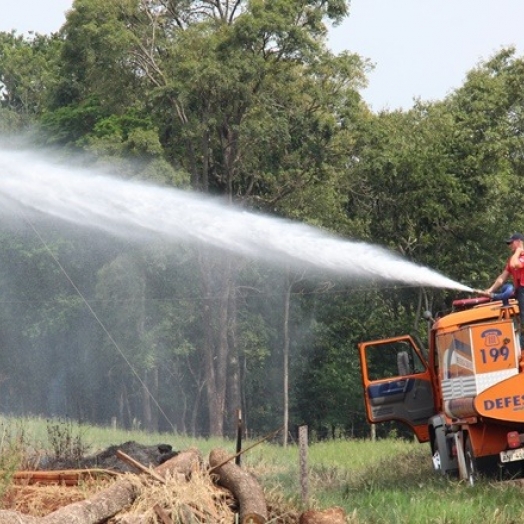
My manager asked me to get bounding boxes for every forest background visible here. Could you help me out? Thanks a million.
[1,0,524,443]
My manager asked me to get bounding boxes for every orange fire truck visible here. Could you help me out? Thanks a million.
[358,296,524,484]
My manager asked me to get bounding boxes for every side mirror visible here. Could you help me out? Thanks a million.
[423,310,435,323]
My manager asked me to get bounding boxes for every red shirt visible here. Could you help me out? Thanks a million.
[505,253,524,287]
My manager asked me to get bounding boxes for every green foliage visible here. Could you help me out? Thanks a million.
[247,437,524,524]
[0,31,62,120]
[55,0,140,110]
[349,48,524,291]
[0,107,24,132]
[39,95,108,145]
[4,0,524,443]
[292,284,421,436]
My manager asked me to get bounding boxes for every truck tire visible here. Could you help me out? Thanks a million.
[464,435,498,485]
[431,435,441,473]
[431,425,458,477]
[464,436,477,486]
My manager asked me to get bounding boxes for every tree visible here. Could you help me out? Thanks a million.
[78,0,365,436]
[0,31,62,120]
[345,48,524,315]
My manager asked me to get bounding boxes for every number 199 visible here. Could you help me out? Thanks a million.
[480,346,509,364]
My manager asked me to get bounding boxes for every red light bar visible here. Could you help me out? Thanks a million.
[452,297,490,309]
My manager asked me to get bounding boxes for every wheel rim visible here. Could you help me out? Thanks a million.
[432,449,441,471]
[465,438,476,486]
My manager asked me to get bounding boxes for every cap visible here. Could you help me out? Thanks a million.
[505,232,524,244]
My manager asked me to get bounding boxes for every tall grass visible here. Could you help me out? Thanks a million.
[0,419,25,502]
[0,415,226,457]
[1,416,524,523]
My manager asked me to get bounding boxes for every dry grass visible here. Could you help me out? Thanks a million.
[1,479,111,517]
[263,487,301,523]
[1,471,236,523]
[0,465,305,523]
[118,469,236,523]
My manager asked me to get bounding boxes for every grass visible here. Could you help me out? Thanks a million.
[0,421,25,503]
[0,414,227,457]
[244,438,524,524]
[2,416,524,523]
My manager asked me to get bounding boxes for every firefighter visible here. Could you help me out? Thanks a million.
[482,232,524,344]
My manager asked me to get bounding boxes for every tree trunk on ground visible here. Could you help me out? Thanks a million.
[0,479,138,524]
[0,448,203,524]
[154,447,202,479]
[208,448,267,524]
[299,507,347,524]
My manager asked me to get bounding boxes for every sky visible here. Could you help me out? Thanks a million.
[1,0,524,111]
[329,0,524,111]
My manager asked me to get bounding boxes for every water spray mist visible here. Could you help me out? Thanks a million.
[0,146,472,292]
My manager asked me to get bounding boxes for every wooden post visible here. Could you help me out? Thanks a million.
[235,409,242,466]
[299,425,309,505]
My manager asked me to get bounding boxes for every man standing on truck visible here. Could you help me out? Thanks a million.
[483,232,524,344]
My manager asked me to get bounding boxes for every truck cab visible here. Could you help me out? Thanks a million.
[359,297,524,484]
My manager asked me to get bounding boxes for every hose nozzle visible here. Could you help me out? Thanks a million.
[473,288,492,298]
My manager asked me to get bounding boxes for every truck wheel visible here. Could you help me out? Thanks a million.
[431,428,458,477]
[464,437,477,486]
[464,437,498,484]
[431,437,441,472]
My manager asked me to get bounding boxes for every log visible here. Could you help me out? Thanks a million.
[112,514,147,524]
[208,448,268,524]
[299,506,347,524]
[0,448,203,524]
[0,513,40,524]
[115,450,167,484]
[12,469,118,486]
[0,478,137,524]
[154,447,202,480]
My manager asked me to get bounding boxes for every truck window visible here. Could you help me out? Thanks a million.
[365,340,426,381]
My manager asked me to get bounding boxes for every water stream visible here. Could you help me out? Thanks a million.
[0,146,472,292]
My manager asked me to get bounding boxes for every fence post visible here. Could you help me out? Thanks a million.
[235,409,242,466]
[299,425,309,505]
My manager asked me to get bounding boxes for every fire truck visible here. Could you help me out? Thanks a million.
[358,296,524,484]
